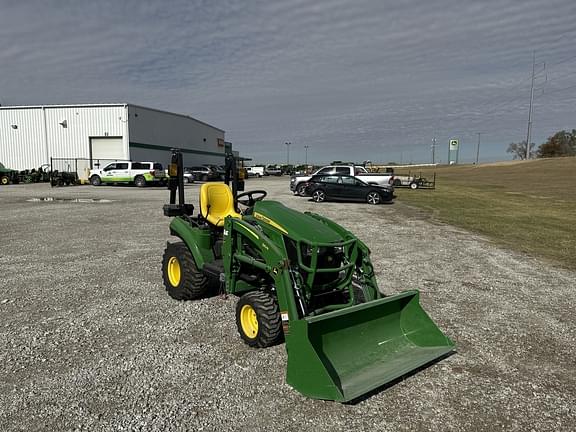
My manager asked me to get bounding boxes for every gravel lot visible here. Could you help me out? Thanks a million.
[1,178,575,431]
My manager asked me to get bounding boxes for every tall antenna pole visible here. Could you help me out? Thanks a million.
[476,132,481,165]
[431,137,436,164]
[526,51,536,160]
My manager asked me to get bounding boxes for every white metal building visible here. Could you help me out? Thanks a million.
[0,103,226,177]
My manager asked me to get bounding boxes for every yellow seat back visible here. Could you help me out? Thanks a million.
[200,183,242,227]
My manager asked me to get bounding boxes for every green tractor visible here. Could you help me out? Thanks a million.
[0,162,20,185]
[161,149,454,402]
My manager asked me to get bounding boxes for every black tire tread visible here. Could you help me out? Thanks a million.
[236,291,282,348]
[162,242,209,300]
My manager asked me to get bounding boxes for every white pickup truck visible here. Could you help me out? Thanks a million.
[290,165,394,195]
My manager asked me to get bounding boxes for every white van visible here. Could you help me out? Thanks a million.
[245,166,265,178]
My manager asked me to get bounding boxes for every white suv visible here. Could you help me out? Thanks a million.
[89,161,167,187]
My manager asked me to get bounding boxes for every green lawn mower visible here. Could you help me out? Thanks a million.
[161,149,454,402]
[0,162,20,185]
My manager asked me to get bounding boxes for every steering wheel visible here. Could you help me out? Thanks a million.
[236,190,267,207]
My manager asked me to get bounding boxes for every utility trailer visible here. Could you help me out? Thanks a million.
[392,171,436,189]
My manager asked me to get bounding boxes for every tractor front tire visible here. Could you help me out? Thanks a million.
[162,242,209,300]
[236,291,282,348]
[0,175,9,185]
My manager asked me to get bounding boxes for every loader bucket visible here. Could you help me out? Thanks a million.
[285,290,454,402]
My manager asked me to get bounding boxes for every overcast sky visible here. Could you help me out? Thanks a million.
[1,0,575,164]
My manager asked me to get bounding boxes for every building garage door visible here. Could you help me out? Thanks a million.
[90,137,124,167]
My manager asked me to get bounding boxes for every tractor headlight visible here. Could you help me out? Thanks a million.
[302,244,313,257]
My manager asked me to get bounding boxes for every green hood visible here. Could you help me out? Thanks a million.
[252,200,342,243]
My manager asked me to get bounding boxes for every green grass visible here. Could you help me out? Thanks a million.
[395,157,576,269]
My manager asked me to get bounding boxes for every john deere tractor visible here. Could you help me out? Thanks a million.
[161,149,454,402]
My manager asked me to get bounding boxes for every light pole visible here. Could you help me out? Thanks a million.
[285,142,292,165]
[304,145,309,166]
[476,132,481,165]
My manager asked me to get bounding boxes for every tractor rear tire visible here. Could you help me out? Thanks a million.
[162,242,209,300]
[236,291,282,348]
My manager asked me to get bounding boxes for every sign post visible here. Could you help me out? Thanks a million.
[448,139,459,164]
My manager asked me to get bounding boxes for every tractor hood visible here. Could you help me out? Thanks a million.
[252,201,343,243]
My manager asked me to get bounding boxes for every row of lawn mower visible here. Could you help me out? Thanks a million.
[0,162,79,187]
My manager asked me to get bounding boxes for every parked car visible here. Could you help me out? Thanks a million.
[306,174,394,205]
[182,168,195,183]
[290,165,395,196]
[246,166,265,177]
[89,161,167,187]
[187,166,221,182]
[265,165,283,176]
[203,164,225,180]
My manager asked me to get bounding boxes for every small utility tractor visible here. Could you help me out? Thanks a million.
[0,162,20,185]
[161,149,454,402]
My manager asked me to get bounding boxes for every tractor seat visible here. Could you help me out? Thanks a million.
[200,183,242,227]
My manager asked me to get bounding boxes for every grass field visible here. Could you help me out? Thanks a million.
[394,157,576,269]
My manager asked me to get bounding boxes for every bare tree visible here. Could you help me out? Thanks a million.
[506,141,535,160]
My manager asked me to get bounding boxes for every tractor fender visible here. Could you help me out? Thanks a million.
[169,217,214,269]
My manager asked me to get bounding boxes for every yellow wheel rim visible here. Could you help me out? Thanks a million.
[240,304,259,339]
[167,256,181,287]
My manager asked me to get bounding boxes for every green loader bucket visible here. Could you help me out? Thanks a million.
[285,290,454,402]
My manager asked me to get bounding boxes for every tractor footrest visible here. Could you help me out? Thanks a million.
[203,260,224,280]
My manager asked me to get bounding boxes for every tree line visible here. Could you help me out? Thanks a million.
[507,129,576,159]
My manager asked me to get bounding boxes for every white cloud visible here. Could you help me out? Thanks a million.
[0,0,575,163]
